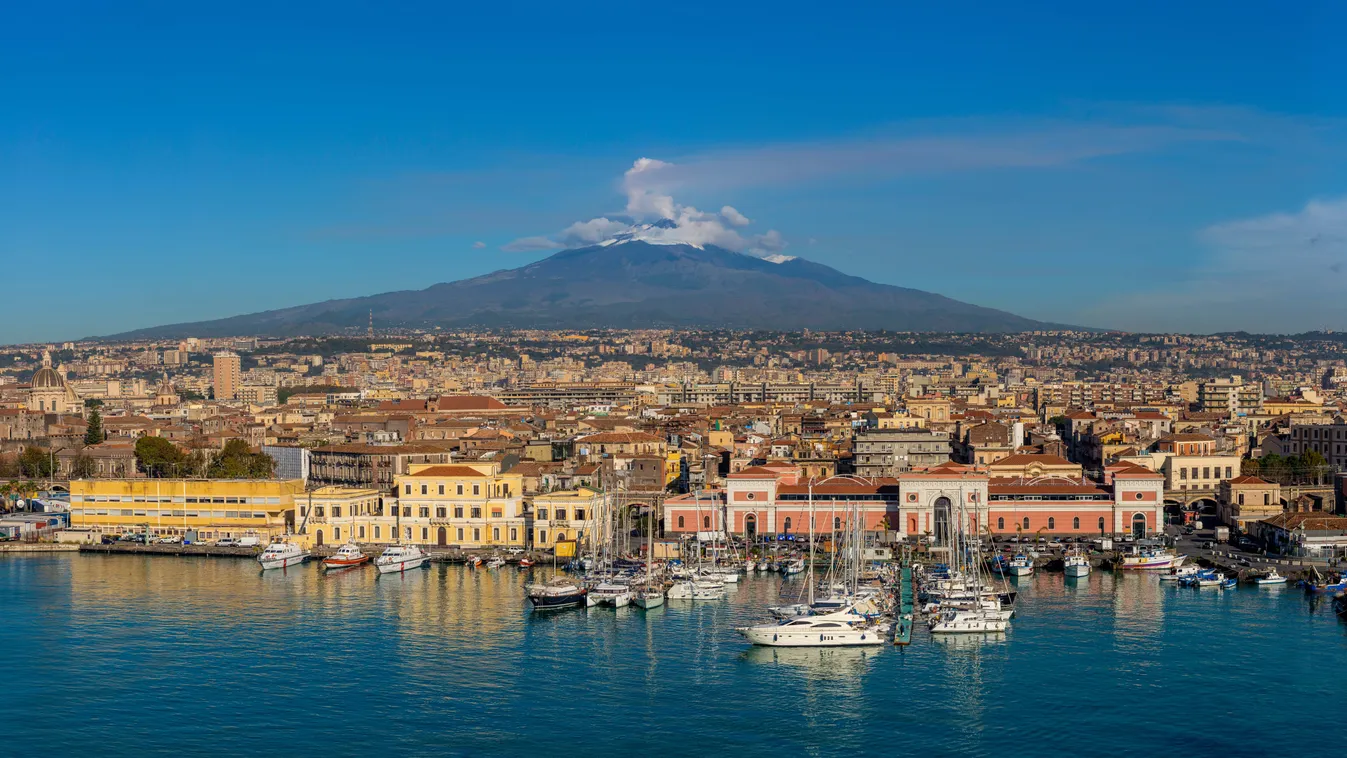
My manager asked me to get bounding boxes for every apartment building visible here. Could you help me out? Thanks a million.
[69,478,305,541]
[391,462,526,548]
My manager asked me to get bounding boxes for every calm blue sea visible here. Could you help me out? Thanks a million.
[2,555,1343,757]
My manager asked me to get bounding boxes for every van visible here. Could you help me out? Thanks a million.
[238,536,260,547]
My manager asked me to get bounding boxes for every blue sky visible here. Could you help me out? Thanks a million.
[3,1,1346,342]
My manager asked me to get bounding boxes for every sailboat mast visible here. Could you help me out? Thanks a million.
[807,478,815,606]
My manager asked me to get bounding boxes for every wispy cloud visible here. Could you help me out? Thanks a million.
[472,240,486,249]
[1082,196,1347,333]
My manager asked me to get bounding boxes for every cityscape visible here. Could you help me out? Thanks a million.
[5,3,1346,757]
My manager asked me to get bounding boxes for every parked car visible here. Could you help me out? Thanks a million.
[215,538,242,547]
[157,535,182,544]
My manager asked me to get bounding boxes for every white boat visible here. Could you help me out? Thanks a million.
[781,558,806,575]
[929,608,1010,634]
[1255,570,1287,586]
[322,542,369,571]
[485,557,506,569]
[587,581,632,608]
[745,559,757,572]
[1160,566,1201,582]
[1007,554,1034,576]
[768,603,812,619]
[667,579,724,601]
[258,541,309,570]
[758,560,772,571]
[633,587,665,609]
[1064,552,1091,578]
[1118,549,1186,570]
[737,607,889,647]
[375,545,428,574]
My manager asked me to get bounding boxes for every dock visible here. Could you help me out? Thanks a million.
[893,564,914,646]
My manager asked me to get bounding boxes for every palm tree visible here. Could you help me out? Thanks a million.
[0,481,13,513]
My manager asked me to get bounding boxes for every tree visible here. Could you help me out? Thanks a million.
[84,408,105,446]
[69,453,96,479]
[207,439,274,479]
[18,446,52,479]
[135,436,185,477]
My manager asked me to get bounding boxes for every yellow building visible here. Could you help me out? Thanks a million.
[393,462,526,548]
[69,478,305,541]
[528,487,605,550]
[294,486,391,548]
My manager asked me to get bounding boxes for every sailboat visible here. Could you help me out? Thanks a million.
[924,493,1013,634]
[633,503,664,609]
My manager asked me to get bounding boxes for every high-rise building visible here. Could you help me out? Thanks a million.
[213,352,241,401]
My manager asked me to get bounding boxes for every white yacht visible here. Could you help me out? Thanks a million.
[667,579,725,601]
[1064,551,1091,578]
[587,581,632,608]
[1118,548,1186,570]
[257,541,309,570]
[737,607,888,647]
[375,545,428,574]
[929,608,1010,634]
[633,586,665,609]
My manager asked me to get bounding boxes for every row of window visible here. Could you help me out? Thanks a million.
[988,494,1110,502]
[533,508,586,521]
[1177,466,1233,480]
[402,482,512,497]
[995,516,1104,531]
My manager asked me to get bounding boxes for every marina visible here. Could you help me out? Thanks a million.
[3,551,1345,756]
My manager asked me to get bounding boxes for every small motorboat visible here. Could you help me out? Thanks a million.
[485,557,506,569]
[1007,554,1034,577]
[467,555,483,568]
[375,545,428,574]
[781,559,806,575]
[322,542,369,571]
[258,540,309,570]
[518,557,535,568]
[1255,570,1287,586]
[1219,577,1238,590]
[1160,566,1200,582]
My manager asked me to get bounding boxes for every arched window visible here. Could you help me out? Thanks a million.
[997,517,1004,530]
[1073,517,1080,530]
[1047,517,1055,530]
[784,517,792,531]
[1022,517,1029,530]
[834,517,841,529]
[1098,517,1105,531]
[703,515,710,529]
[677,515,684,529]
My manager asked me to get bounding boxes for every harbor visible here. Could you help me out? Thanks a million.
[3,550,1346,757]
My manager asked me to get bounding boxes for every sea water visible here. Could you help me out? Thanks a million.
[2,555,1343,757]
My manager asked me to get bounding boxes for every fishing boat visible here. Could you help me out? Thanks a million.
[1117,548,1186,571]
[737,607,889,647]
[485,556,506,569]
[375,545,428,574]
[258,540,309,570]
[518,557,535,568]
[467,555,483,568]
[321,542,369,571]
[1007,554,1034,577]
[1183,569,1223,588]
[1302,569,1347,594]
[527,577,587,610]
[1219,576,1238,590]
[989,554,1010,576]
[1254,569,1287,586]
[1063,551,1091,578]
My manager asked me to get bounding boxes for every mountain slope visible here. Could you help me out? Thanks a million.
[104,241,1076,338]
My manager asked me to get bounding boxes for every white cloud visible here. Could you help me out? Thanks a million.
[720,206,751,227]
[472,241,486,249]
[503,158,788,258]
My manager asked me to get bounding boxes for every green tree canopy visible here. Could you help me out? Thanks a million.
[135,436,185,477]
[84,408,105,446]
[207,439,275,479]
[18,446,52,478]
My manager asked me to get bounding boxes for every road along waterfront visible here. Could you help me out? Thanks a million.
[2,553,1344,757]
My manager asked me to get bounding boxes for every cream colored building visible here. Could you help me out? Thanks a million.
[295,486,391,548]
[392,462,526,548]
[213,352,241,401]
[69,478,305,541]
[528,487,605,549]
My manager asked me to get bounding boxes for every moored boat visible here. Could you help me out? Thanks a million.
[527,577,587,610]
[1064,551,1091,578]
[587,581,632,608]
[1255,570,1286,586]
[737,607,889,647]
[1118,548,1186,571]
[375,545,428,574]
[633,586,665,609]
[518,557,535,568]
[667,579,724,601]
[1007,554,1034,577]
[258,540,309,570]
[322,542,369,571]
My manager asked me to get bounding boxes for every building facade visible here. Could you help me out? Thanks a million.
[69,478,305,541]
[391,462,526,548]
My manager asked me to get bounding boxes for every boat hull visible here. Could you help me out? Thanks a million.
[633,593,664,609]
[1064,564,1091,577]
[739,627,885,647]
[529,591,586,610]
[258,552,309,570]
[1118,554,1186,571]
[376,556,428,574]
[322,557,369,570]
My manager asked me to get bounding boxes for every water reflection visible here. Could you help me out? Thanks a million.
[741,645,878,679]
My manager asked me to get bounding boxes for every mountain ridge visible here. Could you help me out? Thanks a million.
[100,241,1084,339]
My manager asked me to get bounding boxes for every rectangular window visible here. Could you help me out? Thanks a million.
[471,507,482,519]
[540,529,548,543]
[457,527,464,541]
[358,526,366,539]
[332,506,342,518]
[1179,468,1187,480]
[374,526,381,539]
[1225,466,1232,479]
[473,528,480,542]
[438,484,445,495]
[436,507,446,518]
[419,507,429,518]
[510,528,517,541]
[421,527,428,541]
[492,527,500,541]
[454,506,463,518]
[405,484,412,495]
[1203,467,1210,480]
[575,509,585,520]
[421,485,427,495]
[491,509,502,519]
[537,508,548,519]
[556,509,567,520]
[404,526,412,540]
[472,484,480,496]
[457,484,463,495]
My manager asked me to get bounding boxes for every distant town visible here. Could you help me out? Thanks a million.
[2,328,1346,562]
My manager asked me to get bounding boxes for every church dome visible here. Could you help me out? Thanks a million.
[31,366,65,389]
